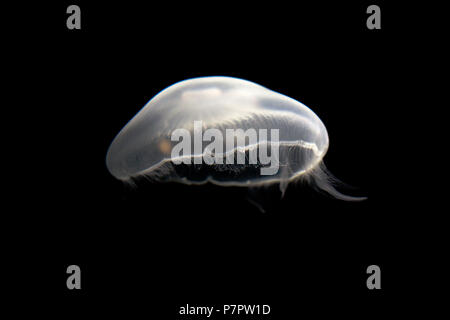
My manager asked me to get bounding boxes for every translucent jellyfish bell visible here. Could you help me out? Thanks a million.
[106,76,365,201]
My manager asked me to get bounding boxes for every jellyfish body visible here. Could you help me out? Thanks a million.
[106,76,364,201]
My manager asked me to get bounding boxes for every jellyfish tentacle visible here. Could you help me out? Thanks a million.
[309,162,367,201]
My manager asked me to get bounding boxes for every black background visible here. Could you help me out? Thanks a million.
[8,0,435,318]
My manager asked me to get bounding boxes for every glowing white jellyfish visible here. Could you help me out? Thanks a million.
[106,76,365,201]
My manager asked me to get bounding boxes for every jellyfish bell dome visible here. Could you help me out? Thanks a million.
[106,76,364,201]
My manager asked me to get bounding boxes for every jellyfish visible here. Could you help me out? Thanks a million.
[106,76,365,202]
